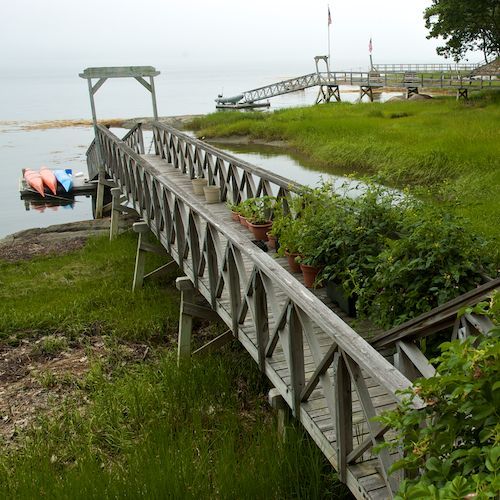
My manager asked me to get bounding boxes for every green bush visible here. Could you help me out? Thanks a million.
[376,294,500,499]
[268,181,496,328]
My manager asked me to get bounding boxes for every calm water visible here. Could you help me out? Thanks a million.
[0,63,401,238]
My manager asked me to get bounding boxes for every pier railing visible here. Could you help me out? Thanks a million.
[373,63,481,73]
[91,123,425,494]
[152,122,303,203]
[236,70,499,102]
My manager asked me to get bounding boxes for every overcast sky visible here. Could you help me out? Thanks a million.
[1,0,483,73]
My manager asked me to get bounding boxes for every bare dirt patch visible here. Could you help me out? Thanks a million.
[0,335,150,445]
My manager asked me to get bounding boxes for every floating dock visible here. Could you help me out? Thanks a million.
[19,174,96,200]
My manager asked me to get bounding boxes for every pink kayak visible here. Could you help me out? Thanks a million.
[23,169,45,197]
[40,166,58,195]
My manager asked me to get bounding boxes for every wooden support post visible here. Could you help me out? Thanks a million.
[406,86,419,99]
[457,87,468,100]
[109,187,122,240]
[176,277,195,365]
[132,222,150,291]
[268,388,289,441]
[334,351,352,483]
[360,86,374,102]
[316,84,341,104]
[95,174,105,219]
[286,304,305,418]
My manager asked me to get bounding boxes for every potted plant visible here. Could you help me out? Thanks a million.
[246,196,275,240]
[226,200,241,221]
[277,216,302,273]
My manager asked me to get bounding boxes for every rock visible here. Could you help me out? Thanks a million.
[387,96,405,102]
[409,93,433,100]
[0,216,136,262]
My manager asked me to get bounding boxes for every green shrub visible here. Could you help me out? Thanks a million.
[376,293,500,499]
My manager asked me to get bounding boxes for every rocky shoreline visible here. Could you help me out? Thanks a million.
[0,218,133,262]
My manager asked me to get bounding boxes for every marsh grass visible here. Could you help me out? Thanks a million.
[0,352,345,499]
[189,94,500,240]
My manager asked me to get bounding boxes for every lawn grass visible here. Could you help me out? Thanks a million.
[188,93,500,241]
[0,233,180,343]
[0,234,347,498]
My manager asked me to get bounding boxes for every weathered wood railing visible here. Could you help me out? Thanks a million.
[86,139,99,180]
[153,122,303,205]
[122,123,145,155]
[91,123,426,496]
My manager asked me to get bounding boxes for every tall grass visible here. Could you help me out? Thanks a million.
[189,95,500,240]
[0,235,347,498]
[0,352,345,499]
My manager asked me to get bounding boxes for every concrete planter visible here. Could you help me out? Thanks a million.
[203,185,220,204]
[192,178,207,195]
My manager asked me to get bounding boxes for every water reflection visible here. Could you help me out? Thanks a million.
[23,198,75,213]
[210,141,365,194]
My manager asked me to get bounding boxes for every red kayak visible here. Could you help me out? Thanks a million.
[23,169,45,197]
[40,166,58,195]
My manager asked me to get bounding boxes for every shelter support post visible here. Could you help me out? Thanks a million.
[175,277,225,365]
[132,221,173,291]
[457,87,468,100]
[269,388,289,441]
[109,187,128,240]
[359,86,374,102]
[406,86,419,99]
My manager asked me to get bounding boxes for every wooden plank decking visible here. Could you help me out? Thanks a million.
[89,123,429,500]
[138,153,395,499]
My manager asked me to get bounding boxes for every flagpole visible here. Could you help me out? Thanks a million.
[327,5,331,63]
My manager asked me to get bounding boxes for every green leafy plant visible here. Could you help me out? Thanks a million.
[376,293,500,499]
[357,204,496,328]
[237,196,276,225]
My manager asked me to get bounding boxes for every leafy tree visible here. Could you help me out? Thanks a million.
[424,0,500,62]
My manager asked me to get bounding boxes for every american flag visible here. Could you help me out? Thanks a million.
[369,38,373,53]
[328,6,332,26]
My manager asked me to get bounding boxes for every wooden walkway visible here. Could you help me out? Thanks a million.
[234,70,500,104]
[87,122,497,499]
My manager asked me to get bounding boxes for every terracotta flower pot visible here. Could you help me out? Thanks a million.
[203,185,220,204]
[192,178,207,195]
[285,251,301,273]
[300,264,322,289]
[238,214,248,227]
[248,221,272,240]
[231,211,240,221]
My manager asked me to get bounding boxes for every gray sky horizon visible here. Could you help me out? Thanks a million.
[2,0,485,75]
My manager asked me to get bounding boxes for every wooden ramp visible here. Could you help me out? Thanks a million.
[90,123,430,499]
